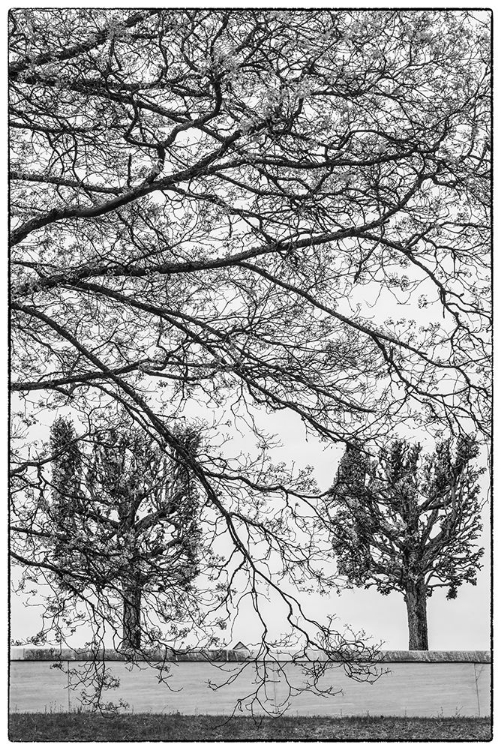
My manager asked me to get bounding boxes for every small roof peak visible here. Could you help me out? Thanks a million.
[232,640,249,651]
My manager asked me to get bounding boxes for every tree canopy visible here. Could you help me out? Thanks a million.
[9,8,491,709]
[49,417,203,651]
[11,9,490,440]
[326,437,485,649]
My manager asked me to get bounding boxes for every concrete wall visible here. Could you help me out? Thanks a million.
[9,651,491,717]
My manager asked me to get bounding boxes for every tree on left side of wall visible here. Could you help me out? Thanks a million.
[49,415,203,652]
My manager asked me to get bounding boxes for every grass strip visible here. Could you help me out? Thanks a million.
[9,713,492,742]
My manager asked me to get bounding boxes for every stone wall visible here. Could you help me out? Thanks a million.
[9,650,491,717]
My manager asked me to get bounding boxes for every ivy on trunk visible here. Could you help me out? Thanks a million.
[405,580,429,651]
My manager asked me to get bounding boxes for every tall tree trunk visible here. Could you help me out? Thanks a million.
[122,584,142,650]
[405,580,429,650]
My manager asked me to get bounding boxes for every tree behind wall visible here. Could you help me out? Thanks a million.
[326,438,485,649]
[50,417,202,651]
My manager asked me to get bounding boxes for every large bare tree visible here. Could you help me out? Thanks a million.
[10,9,491,710]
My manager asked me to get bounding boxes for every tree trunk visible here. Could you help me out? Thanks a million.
[122,585,142,651]
[405,580,429,650]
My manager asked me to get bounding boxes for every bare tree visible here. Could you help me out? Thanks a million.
[9,9,491,709]
[326,437,485,649]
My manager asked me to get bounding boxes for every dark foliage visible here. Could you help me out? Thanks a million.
[327,437,485,648]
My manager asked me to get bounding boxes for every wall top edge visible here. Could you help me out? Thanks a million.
[9,647,492,663]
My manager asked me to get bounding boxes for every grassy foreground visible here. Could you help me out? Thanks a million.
[9,713,492,741]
